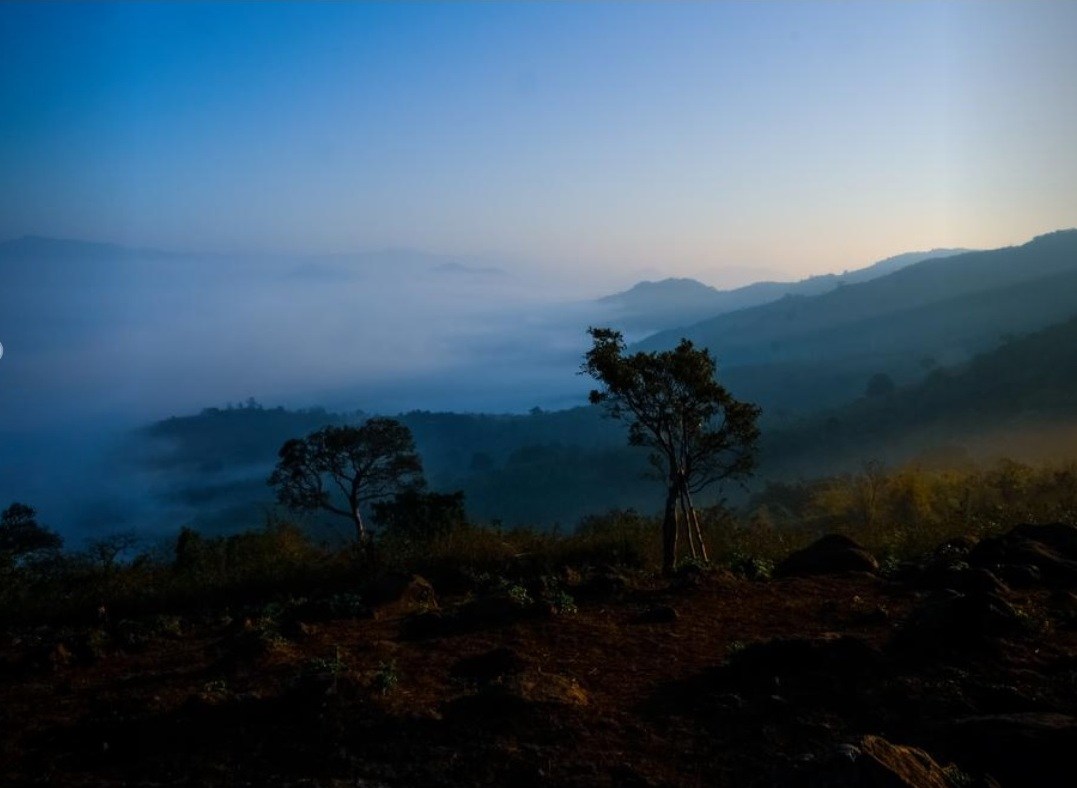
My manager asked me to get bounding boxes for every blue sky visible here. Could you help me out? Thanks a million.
[2,1,1076,285]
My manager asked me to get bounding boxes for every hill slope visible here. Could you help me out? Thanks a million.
[765,313,1077,473]
[638,229,1077,413]
[598,248,968,333]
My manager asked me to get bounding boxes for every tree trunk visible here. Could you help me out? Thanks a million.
[680,491,698,559]
[682,485,709,563]
[661,484,679,576]
[354,508,367,544]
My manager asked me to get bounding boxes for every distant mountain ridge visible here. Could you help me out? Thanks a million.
[598,248,970,332]
[637,228,1077,415]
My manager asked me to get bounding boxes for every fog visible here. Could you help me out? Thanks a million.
[0,238,647,540]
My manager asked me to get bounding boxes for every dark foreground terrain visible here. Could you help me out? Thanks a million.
[4,524,1077,786]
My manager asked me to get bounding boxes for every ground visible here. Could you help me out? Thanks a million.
[2,557,1076,786]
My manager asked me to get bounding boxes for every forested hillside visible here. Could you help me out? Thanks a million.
[639,230,1077,413]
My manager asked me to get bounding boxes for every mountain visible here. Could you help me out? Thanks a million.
[597,248,969,333]
[764,312,1077,475]
[637,229,1077,415]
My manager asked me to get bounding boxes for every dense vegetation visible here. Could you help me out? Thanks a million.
[5,456,1076,627]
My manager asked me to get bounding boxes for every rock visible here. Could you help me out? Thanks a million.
[922,566,1011,596]
[577,567,629,600]
[896,590,1024,651]
[506,672,588,707]
[931,712,1077,787]
[1008,523,1077,557]
[280,619,316,641]
[1048,590,1077,627]
[775,535,879,578]
[635,605,679,624]
[364,573,438,614]
[794,735,954,787]
[450,647,527,685]
[994,563,1043,588]
[969,524,1077,589]
[443,670,588,732]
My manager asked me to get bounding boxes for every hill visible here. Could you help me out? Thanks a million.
[638,230,1077,414]
[764,313,1077,474]
[597,248,968,333]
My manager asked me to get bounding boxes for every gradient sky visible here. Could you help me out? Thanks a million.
[2,1,1076,286]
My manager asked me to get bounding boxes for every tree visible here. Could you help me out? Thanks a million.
[582,328,761,575]
[372,489,467,543]
[0,502,63,562]
[268,418,425,542]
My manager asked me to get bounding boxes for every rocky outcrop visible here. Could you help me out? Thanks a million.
[969,523,1077,589]
[794,735,956,787]
[931,712,1077,787]
[895,589,1024,651]
[775,535,879,578]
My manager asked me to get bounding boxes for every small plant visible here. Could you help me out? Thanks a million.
[878,552,903,578]
[726,640,747,656]
[676,556,711,573]
[507,584,533,607]
[199,678,231,702]
[730,552,773,581]
[324,592,366,617]
[147,614,184,638]
[306,647,348,678]
[943,764,975,787]
[552,590,578,615]
[372,660,399,695]
[1014,605,1050,636]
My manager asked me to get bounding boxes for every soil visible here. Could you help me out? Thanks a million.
[2,564,1076,786]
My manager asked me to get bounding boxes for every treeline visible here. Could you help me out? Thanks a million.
[746,458,1077,559]
[765,314,1077,472]
[5,458,1077,627]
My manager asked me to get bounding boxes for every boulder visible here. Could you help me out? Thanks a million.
[775,535,879,578]
[931,712,1077,787]
[364,573,439,614]
[794,735,955,787]
[895,590,1024,651]
[969,524,1077,589]
[1048,590,1077,627]
[443,670,588,732]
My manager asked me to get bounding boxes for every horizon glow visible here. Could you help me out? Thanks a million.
[2,1,1076,289]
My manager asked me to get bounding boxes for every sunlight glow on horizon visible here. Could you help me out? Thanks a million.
[2,1,1076,288]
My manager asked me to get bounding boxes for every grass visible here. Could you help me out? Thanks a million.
[3,457,1076,627]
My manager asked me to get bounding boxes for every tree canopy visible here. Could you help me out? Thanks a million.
[0,503,63,561]
[268,418,425,542]
[582,327,761,574]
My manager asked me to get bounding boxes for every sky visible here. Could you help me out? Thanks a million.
[2,1,1077,287]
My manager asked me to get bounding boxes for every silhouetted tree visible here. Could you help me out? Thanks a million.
[582,328,761,575]
[373,490,467,542]
[86,531,140,569]
[268,419,425,542]
[0,503,62,562]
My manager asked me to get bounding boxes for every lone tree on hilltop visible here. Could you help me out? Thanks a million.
[582,328,761,575]
[0,502,63,563]
[268,418,425,543]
